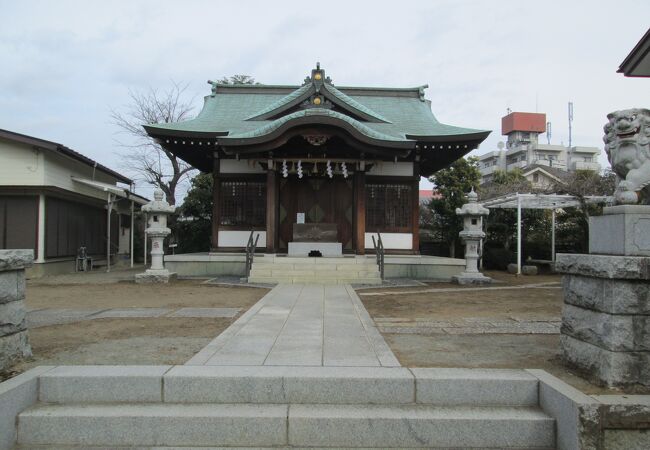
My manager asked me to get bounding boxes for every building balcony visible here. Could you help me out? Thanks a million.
[506,145,528,156]
[506,160,528,171]
[570,146,601,155]
[479,164,502,176]
[571,161,601,171]
[478,151,502,161]
[529,158,567,170]
[535,144,566,153]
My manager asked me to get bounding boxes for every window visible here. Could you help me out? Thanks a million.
[366,183,412,231]
[220,181,266,227]
[533,173,539,183]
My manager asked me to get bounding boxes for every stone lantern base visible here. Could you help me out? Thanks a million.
[452,271,493,285]
[135,269,178,284]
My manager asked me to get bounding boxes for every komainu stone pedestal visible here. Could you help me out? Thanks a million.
[0,249,33,370]
[589,205,650,256]
[557,253,650,387]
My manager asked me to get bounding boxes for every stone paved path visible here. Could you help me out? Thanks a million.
[186,284,399,367]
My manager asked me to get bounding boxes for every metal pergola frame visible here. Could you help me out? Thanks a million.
[482,193,613,275]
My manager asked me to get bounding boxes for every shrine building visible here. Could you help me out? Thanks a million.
[144,64,489,258]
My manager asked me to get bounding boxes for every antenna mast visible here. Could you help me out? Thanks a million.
[567,102,574,148]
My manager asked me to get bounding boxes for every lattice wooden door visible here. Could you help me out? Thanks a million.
[278,177,354,251]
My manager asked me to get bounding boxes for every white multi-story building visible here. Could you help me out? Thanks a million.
[478,112,601,186]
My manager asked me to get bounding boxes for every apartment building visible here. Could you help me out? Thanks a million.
[478,112,601,185]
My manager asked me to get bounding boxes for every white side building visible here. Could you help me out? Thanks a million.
[0,128,148,277]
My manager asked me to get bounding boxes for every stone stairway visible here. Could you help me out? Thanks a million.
[248,255,382,285]
[15,365,555,448]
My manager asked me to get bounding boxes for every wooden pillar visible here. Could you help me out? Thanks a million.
[354,170,366,255]
[411,177,420,254]
[210,156,220,251]
[266,166,278,253]
[412,158,421,254]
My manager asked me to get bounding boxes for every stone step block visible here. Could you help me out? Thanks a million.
[164,366,414,404]
[18,403,287,447]
[248,269,272,277]
[411,368,539,406]
[38,366,171,404]
[271,270,335,277]
[247,277,290,284]
[336,264,379,271]
[344,278,382,285]
[288,404,555,448]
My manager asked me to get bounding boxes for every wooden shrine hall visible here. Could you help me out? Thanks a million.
[144,64,490,255]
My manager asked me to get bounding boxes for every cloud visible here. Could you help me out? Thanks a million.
[1,0,649,196]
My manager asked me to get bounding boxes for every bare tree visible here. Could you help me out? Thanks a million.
[111,82,196,205]
[218,74,259,85]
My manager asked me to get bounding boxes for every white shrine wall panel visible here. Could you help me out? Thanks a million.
[366,162,413,176]
[219,160,265,174]
[364,232,413,250]
[218,230,266,247]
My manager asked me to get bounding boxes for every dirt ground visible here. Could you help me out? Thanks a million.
[26,279,266,309]
[361,284,560,321]
[5,279,268,378]
[360,271,627,394]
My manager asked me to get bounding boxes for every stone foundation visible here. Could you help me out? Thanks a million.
[0,250,33,370]
[135,270,178,284]
[451,272,493,285]
[557,253,650,388]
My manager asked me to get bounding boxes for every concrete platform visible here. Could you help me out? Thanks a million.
[186,283,399,367]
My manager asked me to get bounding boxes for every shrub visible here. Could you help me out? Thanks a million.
[483,246,515,270]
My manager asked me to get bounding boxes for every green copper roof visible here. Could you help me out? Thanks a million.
[144,65,489,146]
[244,83,312,120]
[224,109,402,142]
[321,83,390,123]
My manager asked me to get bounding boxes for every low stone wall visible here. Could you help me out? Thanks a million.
[384,256,465,280]
[165,253,247,278]
[557,253,650,388]
[165,253,465,281]
[0,250,33,370]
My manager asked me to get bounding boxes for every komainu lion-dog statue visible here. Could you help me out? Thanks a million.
[604,108,650,204]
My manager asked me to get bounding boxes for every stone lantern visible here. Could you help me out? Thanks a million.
[135,189,177,284]
[452,188,492,285]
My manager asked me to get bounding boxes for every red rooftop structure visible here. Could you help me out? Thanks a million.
[501,112,546,135]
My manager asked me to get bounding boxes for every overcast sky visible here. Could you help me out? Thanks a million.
[1,0,649,197]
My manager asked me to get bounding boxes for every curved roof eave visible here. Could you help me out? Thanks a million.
[218,109,413,149]
[407,131,491,143]
[142,124,228,139]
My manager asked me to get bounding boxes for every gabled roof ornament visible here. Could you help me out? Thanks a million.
[307,62,332,91]
[207,80,218,96]
[246,63,391,123]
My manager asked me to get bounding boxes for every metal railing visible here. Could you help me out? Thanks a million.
[245,230,260,279]
[371,232,385,281]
